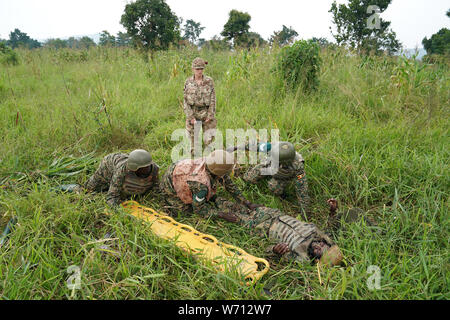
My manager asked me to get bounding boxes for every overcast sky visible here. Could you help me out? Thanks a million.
[0,0,449,49]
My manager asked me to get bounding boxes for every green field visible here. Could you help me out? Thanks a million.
[0,46,448,299]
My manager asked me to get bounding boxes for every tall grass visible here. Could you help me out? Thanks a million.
[0,46,448,299]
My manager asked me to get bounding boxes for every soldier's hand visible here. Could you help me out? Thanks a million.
[244,201,263,211]
[327,198,338,214]
[217,212,239,223]
[190,118,196,125]
[273,243,290,255]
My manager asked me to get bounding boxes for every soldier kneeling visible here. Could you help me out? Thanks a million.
[160,150,260,220]
[83,149,159,207]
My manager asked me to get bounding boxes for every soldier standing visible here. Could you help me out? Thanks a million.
[184,57,217,155]
[84,149,159,207]
[228,141,310,213]
[214,199,343,266]
[160,150,260,220]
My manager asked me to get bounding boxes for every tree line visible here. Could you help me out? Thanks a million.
[1,0,448,57]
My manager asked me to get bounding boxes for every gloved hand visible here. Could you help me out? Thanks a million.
[273,243,290,255]
[217,212,239,223]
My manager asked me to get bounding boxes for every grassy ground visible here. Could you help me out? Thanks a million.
[0,46,448,299]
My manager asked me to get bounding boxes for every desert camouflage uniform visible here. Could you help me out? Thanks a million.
[160,161,247,218]
[243,150,310,211]
[85,153,159,207]
[183,75,217,149]
[216,200,334,263]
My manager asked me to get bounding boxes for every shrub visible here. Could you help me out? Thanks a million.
[275,39,321,92]
[0,42,19,66]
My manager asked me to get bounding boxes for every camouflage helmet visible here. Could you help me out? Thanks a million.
[319,245,343,266]
[127,149,152,171]
[271,141,295,164]
[192,57,208,69]
[205,150,235,176]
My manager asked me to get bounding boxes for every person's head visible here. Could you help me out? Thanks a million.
[205,149,235,177]
[270,141,295,165]
[127,149,153,177]
[192,57,207,77]
[308,241,343,266]
[308,240,329,260]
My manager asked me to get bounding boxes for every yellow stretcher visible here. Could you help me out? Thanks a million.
[112,201,270,284]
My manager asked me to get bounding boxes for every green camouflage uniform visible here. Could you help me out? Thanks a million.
[160,162,247,218]
[242,144,310,211]
[216,200,334,263]
[85,153,159,207]
[184,75,217,149]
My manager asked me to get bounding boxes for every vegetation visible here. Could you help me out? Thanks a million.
[0,45,448,299]
[6,28,41,49]
[182,19,205,46]
[422,10,450,56]
[120,0,180,52]
[269,25,298,47]
[329,0,401,54]
[221,10,252,48]
[275,40,322,92]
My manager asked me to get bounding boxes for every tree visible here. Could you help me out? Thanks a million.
[44,38,68,49]
[310,37,333,48]
[245,32,267,48]
[270,25,298,46]
[422,10,450,55]
[116,32,132,47]
[120,0,180,52]
[182,19,205,45]
[422,29,450,55]
[65,36,96,49]
[221,10,251,47]
[78,36,96,49]
[7,28,41,49]
[329,0,401,55]
[200,35,231,51]
[99,31,116,46]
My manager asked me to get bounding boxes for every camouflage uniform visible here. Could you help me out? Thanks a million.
[85,153,159,207]
[160,160,247,219]
[243,146,310,211]
[217,200,335,263]
[183,74,217,150]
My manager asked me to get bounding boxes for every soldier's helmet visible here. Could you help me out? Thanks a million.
[319,245,343,266]
[271,141,296,164]
[192,57,208,69]
[127,149,152,171]
[205,150,235,177]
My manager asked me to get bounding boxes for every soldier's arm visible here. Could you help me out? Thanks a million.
[188,181,220,218]
[106,167,127,207]
[221,175,248,204]
[226,141,271,153]
[183,81,194,119]
[207,81,216,119]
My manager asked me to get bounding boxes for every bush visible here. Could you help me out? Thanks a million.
[0,42,19,66]
[275,39,321,92]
